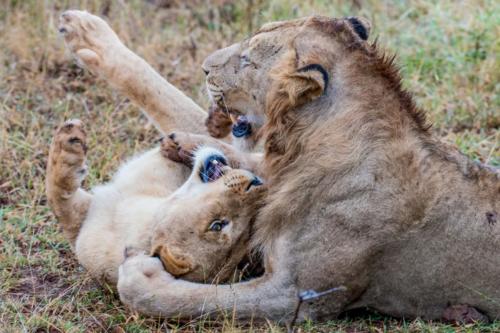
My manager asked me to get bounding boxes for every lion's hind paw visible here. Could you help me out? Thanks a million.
[48,119,89,190]
[55,119,87,157]
[58,10,120,71]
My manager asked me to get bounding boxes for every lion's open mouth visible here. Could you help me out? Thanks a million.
[208,100,257,139]
[232,115,252,138]
[200,154,228,183]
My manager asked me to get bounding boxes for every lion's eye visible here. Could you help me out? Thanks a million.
[240,55,251,68]
[208,219,229,232]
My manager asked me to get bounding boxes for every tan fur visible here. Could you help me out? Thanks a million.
[118,15,500,323]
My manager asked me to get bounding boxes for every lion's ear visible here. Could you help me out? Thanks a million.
[266,45,329,117]
[295,63,329,99]
[264,44,329,155]
[346,16,371,41]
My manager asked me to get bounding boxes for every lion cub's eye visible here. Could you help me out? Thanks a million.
[240,55,251,68]
[208,219,229,232]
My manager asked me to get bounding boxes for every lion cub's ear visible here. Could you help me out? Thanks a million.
[346,16,371,41]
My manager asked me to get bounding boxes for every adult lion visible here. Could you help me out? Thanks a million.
[116,15,500,323]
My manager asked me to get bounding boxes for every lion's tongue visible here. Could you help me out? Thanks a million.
[207,161,224,181]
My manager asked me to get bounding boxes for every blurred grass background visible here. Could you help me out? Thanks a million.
[0,0,499,332]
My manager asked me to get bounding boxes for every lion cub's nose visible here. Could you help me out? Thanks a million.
[153,245,193,277]
[224,170,264,194]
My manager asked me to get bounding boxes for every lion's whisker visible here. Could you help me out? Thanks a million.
[221,94,231,117]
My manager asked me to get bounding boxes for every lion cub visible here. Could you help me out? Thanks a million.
[46,120,264,284]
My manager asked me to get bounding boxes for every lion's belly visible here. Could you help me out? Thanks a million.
[74,147,188,283]
[75,185,165,282]
[112,147,190,196]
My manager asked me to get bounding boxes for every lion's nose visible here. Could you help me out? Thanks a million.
[245,176,263,192]
[249,176,263,188]
[152,245,193,277]
[201,60,211,76]
[224,170,264,194]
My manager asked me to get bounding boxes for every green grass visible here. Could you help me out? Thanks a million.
[1,0,499,331]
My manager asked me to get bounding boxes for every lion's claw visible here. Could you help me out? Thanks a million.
[161,132,195,167]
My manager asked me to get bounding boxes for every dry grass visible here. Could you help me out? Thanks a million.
[0,0,498,332]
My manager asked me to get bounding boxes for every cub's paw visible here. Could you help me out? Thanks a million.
[160,132,202,167]
[58,10,122,72]
[48,119,88,189]
[205,104,233,139]
[54,119,87,155]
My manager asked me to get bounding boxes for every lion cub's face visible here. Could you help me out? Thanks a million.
[151,147,264,283]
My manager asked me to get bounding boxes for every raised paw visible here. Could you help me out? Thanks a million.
[160,132,202,167]
[58,10,122,72]
[205,104,233,139]
[55,119,87,154]
[47,119,88,192]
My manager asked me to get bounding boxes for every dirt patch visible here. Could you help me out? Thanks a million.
[6,267,73,301]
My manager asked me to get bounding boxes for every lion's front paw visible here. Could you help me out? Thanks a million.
[119,253,168,282]
[118,253,174,314]
[58,10,122,72]
[205,104,233,139]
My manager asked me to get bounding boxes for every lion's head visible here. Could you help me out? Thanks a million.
[150,147,265,283]
[202,16,371,151]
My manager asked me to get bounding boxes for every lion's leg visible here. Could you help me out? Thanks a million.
[46,120,92,246]
[118,253,297,322]
[58,10,207,135]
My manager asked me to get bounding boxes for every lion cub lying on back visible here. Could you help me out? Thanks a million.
[51,9,265,285]
[46,119,264,284]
